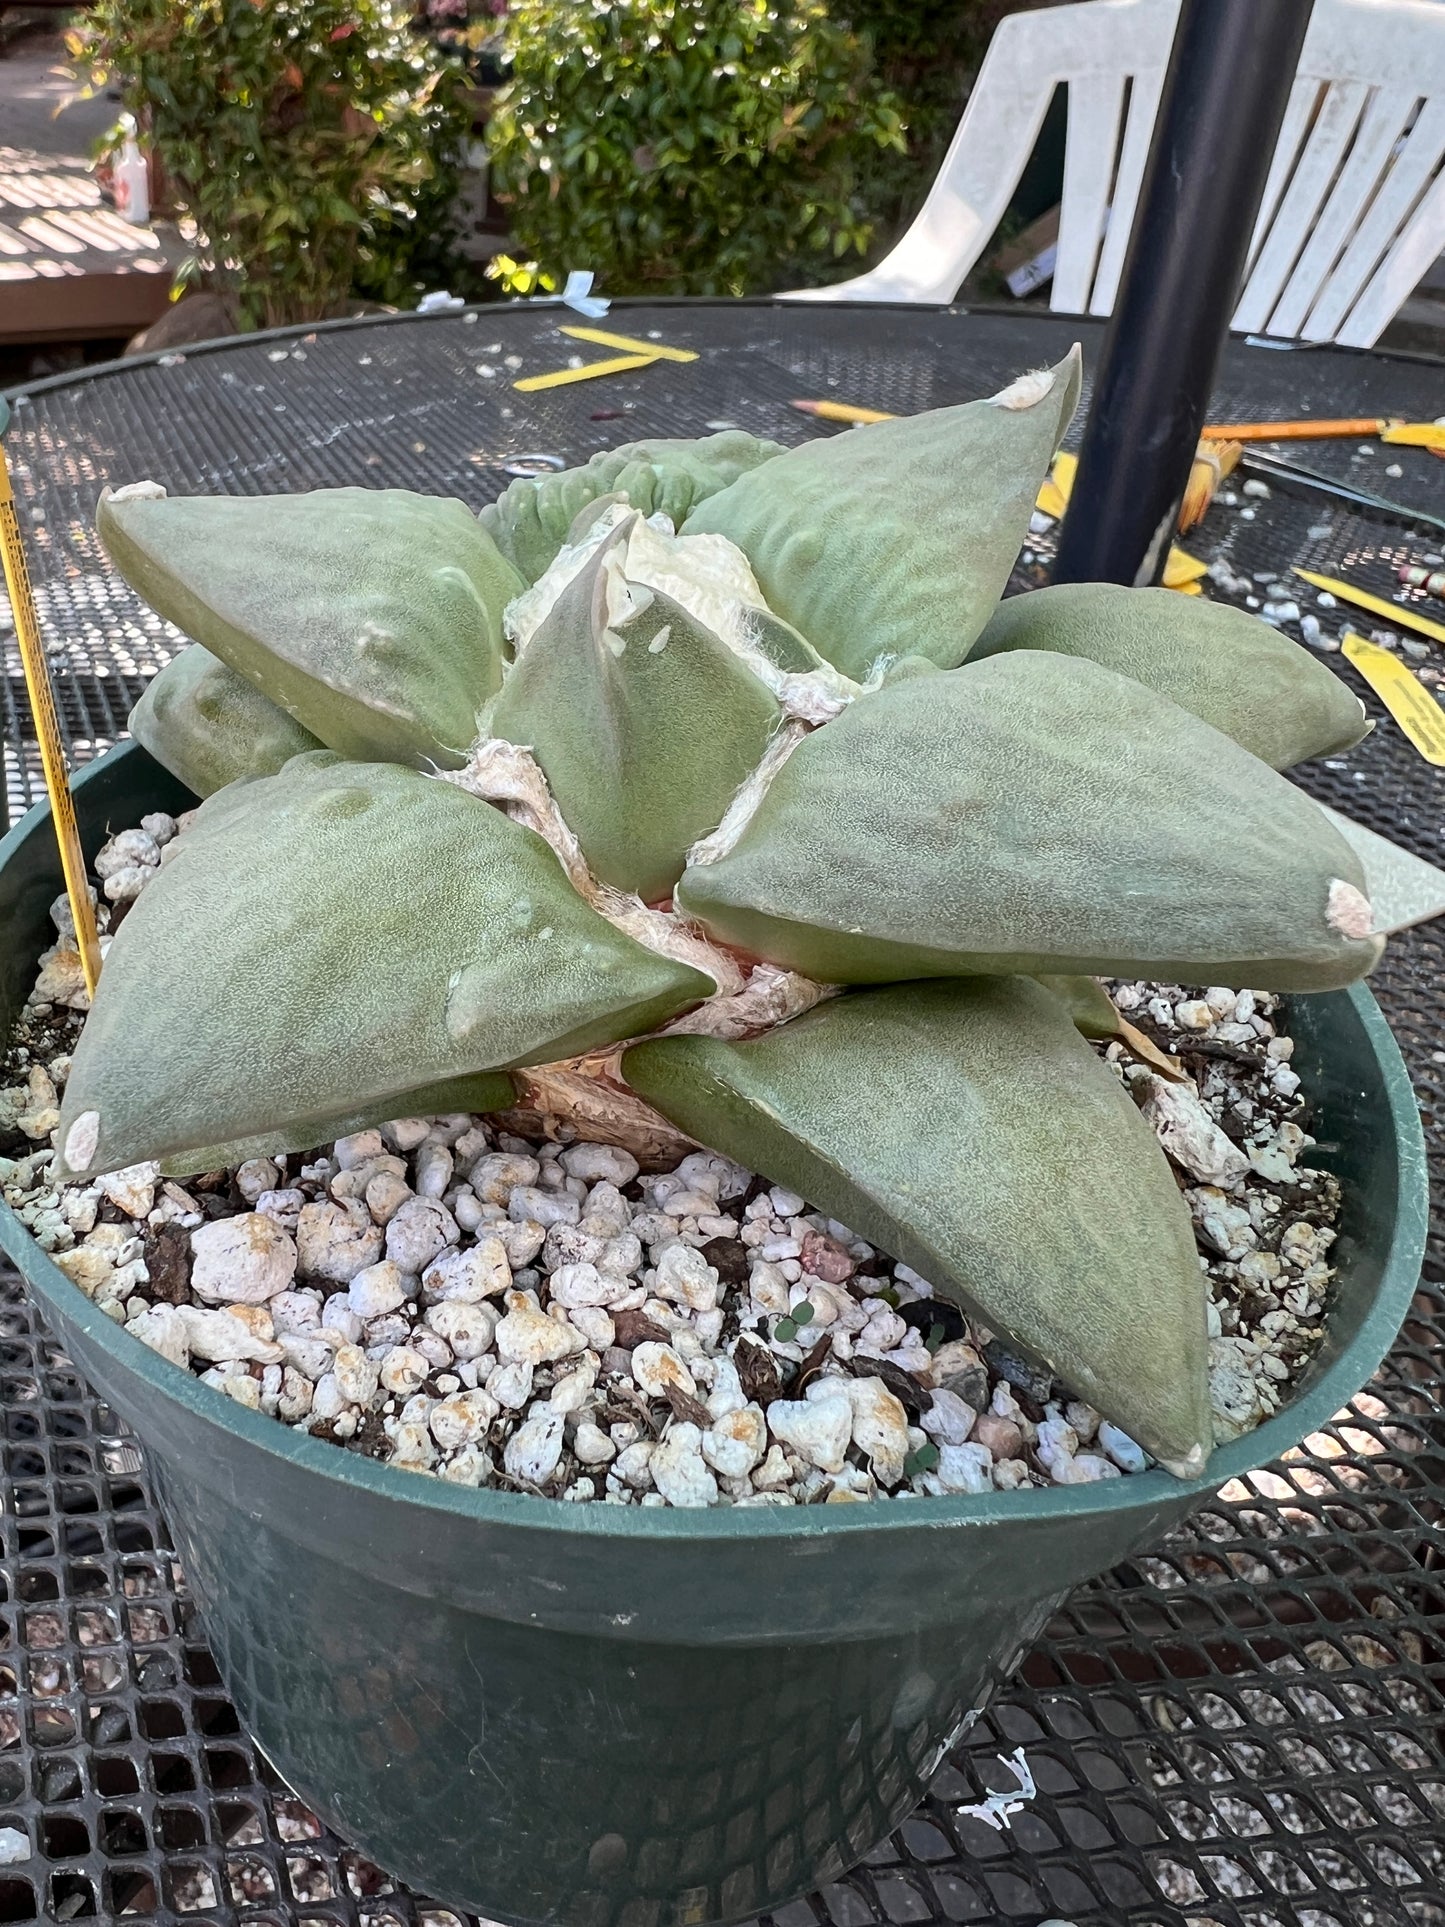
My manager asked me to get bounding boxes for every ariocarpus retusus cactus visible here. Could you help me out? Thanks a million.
[54,349,1380,1474]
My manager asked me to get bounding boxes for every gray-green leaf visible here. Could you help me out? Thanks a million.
[99,487,523,769]
[676,651,1383,990]
[624,977,1212,1473]
[489,521,781,901]
[681,350,1082,679]
[129,644,321,798]
[480,431,785,584]
[1033,974,1120,1037]
[972,582,1369,770]
[55,753,711,1179]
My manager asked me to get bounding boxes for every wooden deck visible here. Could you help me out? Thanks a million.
[0,141,184,343]
[0,41,185,346]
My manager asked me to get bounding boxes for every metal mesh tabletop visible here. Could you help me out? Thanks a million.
[0,302,1442,1927]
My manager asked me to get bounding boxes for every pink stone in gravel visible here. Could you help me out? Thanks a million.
[800,1229,855,1285]
[971,1413,1023,1461]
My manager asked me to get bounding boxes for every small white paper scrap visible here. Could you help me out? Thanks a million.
[956,1746,1037,1831]
[562,270,611,318]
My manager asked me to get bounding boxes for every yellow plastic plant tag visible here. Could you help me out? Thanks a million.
[0,440,103,994]
[1162,548,1208,589]
[1035,451,1075,520]
[1380,421,1445,452]
[1341,631,1445,766]
[1295,568,1445,650]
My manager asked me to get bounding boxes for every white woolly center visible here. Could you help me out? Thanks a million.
[686,722,809,869]
[507,501,864,734]
[660,965,838,1041]
[442,740,745,997]
[106,480,168,502]
[987,365,1058,411]
[506,503,768,658]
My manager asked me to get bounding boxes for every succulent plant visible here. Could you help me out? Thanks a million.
[55,350,1382,1476]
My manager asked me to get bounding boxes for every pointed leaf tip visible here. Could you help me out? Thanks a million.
[624,977,1212,1470]
[99,487,524,770]
[56,755,710,1179]
[682,351,1082,680]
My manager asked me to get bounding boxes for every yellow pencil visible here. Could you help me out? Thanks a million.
[558,325,698,365]
[789,399,896,425]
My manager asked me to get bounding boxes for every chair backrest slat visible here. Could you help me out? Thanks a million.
[1234,79,1373,335]
[1332,154,1445,344]
[783,0,1445,347]
[1304,95,1445,340]
[1087,64,1168,313]
[1053,70,1128,314]
[1267,85,1424,340]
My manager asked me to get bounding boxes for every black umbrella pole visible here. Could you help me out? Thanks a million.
[1052,0,1315,586]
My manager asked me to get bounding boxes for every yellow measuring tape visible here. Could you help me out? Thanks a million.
[0,408,104,995]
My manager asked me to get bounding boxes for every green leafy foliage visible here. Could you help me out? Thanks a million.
[485,0,906,297]
[70,0,473,326]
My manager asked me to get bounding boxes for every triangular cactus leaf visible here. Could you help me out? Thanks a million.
[1033,974,1120,1037]
[98,487,524,769]
[681,350,1082,679]
[677,651,1383,990]
[973,582,1369,770]
[624,977,1212,1474]
[880,654,944,686]
[490,525,781,901]
[54,753,711,1180]
[129,645,322,798]
[155,1071,518,1179]
[480,431,786,583]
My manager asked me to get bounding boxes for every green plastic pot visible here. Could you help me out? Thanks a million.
[0,742,1429,1927]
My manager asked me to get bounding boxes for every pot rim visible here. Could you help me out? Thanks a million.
[0,751,1429,1546]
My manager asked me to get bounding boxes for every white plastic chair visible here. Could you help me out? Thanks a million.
[785,0,1445,347]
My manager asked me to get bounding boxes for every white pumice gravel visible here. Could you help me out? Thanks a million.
[0,829,1343,1505]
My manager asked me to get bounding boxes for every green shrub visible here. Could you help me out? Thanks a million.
[71,0,473,328]
[486,0,905,298]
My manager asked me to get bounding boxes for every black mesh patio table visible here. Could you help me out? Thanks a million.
[0,300,1442,1927]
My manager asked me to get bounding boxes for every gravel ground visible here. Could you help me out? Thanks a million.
[0,816,1340,1507]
